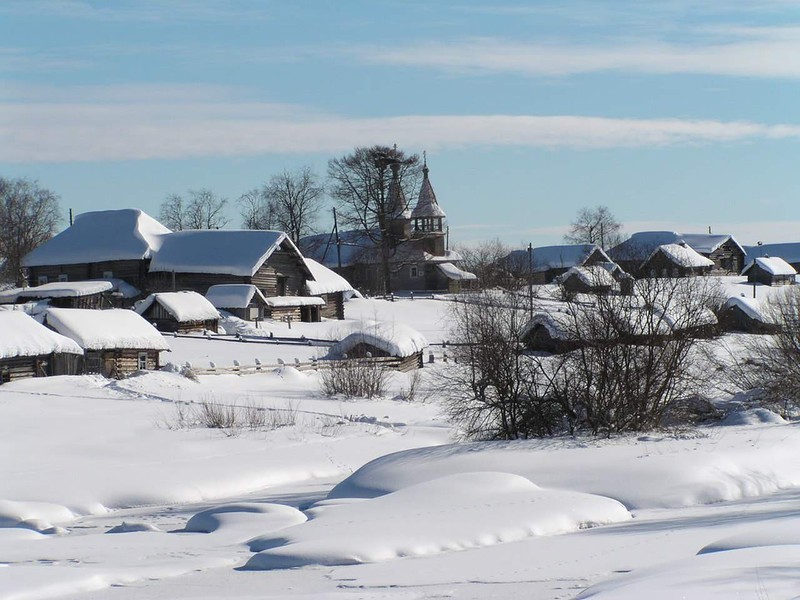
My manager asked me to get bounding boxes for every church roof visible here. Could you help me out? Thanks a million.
[411,161,446,219]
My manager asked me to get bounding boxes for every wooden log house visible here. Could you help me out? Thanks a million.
[134,291,220,333]
[0,311,83,385]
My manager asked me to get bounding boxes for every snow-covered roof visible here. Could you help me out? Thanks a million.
[23,209,170,267]
[724,296,773,323]
[205,284,267,309]
[97,278,140,299]
[304,258,355,295]
[644,244,715,269]
[264,296,325,308]
[744,243,800,266]
[149,230,311,278]
[742,256,797,277]
[506,244,610,274]
[134,291,220,322]
[611,231,743,262]
[331,321,429,358]
[557,265,616,287]
[0,281,113,304]
[410,163,446,219]
[45,308,170,351]
[0,311,83,359]
[436,262,477,281]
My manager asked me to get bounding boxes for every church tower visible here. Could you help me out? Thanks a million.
[386,160,411,244]
[410,154,447,256]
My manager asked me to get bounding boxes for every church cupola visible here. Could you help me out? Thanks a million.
[410,153,446,236]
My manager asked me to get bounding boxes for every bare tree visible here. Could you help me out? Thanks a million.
[564,205,622,249]
[263,167,324,243]
[442,276,722,439]
[328,145,420,294]
[159,189,229,230]
[238,188,277,230]
[453,238,510,290]
[0,177,61,285]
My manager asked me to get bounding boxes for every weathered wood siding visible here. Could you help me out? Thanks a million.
[15,292,108,310]
[0,352,83,384]
[139,301,218,333]
[706,241,745,274]
[317,292,345,320]
[84,349,160,378]
[27,259,149,291]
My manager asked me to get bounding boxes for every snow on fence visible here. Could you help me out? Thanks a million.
[186,355,419,376]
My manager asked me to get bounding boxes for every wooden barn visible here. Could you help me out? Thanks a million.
[134,291,220,333]
[556,265,617,295]
[640,244,714,278]
[327,321,428,371]
[504,244,614,285]
[44,308,170,378]
[264,295,325,323]
[147,230,314,297]
[205,284,270,321]
[720,296,780,334]
[742,256,797,286]
[22,209,169,292]
[0,281,114,309]
[0,311,83,384]
[611,231,744,277]
[304,258,356,320]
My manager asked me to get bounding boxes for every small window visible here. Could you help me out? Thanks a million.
[58,274,68,282]
[37,275,48,285]
[410,265,419,278]
[137,352,148,370]
[103,271,113,279]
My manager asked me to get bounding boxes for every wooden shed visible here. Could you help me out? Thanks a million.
[0,281,114,309]
[264,296,325,323]
[0,311,83,384]
[44,308,170,378]
[556,265,617,295]
[22,209,169,292]
[304,258,357,320]
[327,321,429,371]
[641,244,714,278]
[205,284,270,321]
[720,296,780,334]
[147,230,314,298]
[134,291,220,333]
[742,257,797,287]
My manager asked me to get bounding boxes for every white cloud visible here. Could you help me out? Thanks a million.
[354,29,800,79]
[1,83,799,163]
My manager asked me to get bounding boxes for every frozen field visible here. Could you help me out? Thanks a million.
[3,295,800,599]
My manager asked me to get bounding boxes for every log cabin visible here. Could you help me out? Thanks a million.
[44,308,170,378]
[303,258,356,320]
[0,311,83,384]
[640,244,715,278]
[741,256,797,286]
[205,284,270,321]
[134,291,220,333]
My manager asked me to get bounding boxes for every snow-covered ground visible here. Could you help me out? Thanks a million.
[4,293,800,599]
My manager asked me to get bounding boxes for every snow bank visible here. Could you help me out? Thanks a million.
[45,308,170,351]
[329,433,800,510]
[304,258,355,295]
[244,472,630,569]
[22,209,170,267]
[184,503,306,534]
[0,311,83,358]
[134,291,220,322]
[577,545,800,599]
[0,499,76,531]
[330,320,429,358]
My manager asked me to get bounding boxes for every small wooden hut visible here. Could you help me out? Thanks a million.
[640,243,714,278]
[0,311,83,384]
[720,296,780,334]
[327,321,428,371]
[134,291,220,333]
[556,265,617,295]
[264,296,325,323]
[44,308,170,378]
[742,257,797,287]
[205,284,270,321]
[304,258,356,320]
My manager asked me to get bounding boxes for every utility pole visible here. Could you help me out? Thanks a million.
[333,207,342,269]
[528,242,534,318]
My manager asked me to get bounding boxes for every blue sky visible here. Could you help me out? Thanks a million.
[2,0,800,247]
